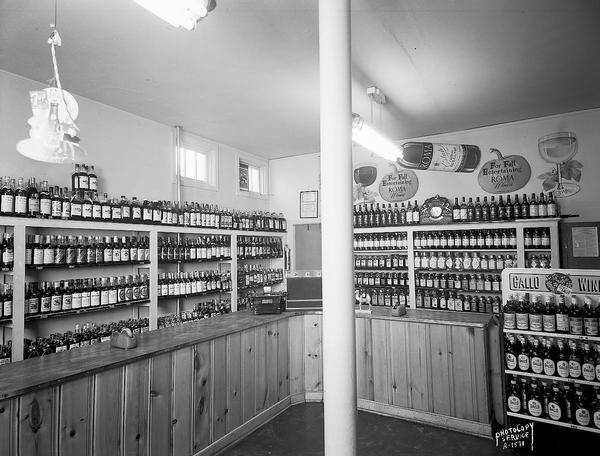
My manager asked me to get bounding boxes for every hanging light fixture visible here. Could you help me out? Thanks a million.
[132,0,217,30]
[16,5,86,164]
[352,114,402,162]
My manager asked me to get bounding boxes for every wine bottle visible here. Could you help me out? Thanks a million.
[397,142,481,172]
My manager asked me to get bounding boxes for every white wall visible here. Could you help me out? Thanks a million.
[270,109,600,223]
[0,70,269,212]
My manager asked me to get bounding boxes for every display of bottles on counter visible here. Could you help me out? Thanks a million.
[0,284,13,320]
[24,318,149,359]
[24,274,150,316]
[0,233,13,270]
[451,192,558,223]
[506,376,600,428]
[26,234,150,267]
[238,265,284,289]
[414,251,516,271]
[414,229,517,250]
[354,287,409,307]
[71,163,99,193]
[0,174,287,232]
[0,342,11,365]
[355,271,409,288]
[158,235,231,262]
[415,272,502,293]
[354,254,407,270]
[525,254,552,269]
[353,232,408,251]
[524,228,552,249]
[503,294,600,336]
[504,334,600,381]
[158,300,232,328]
[157,271,232,298]
[415,289,501,313]
[353,201,421,228]
[237,236,283,259]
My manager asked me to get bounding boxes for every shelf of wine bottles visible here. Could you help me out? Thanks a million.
[237,266,284,290]
[354,287,409,308]
[353,233,408,251]
[354,192,559,228]
[354,254,407,270]
[355,271,409,288]
[0,283,13,321]
[414,229,518,250]
[158,234,231,263]
[24,274,150,318]
[503,293,600,337]
[157,271,232,299]
[25,234,151,268]
[158,300,232,328]
[506,376,600,431]
[415,272,502,292]
[415,251,516,271]
[0,171,287,232]
[23,318,149,359]
[237,235,283,259]
[416,289,501,313]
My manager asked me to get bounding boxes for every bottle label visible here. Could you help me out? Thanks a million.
[569,361,582,378]
[82,204,92,218]
[594,411,600,429]
[102,206,111,219]
[507,395,521,413]
[531,356,543,374]
[528,399,542,417]
[0,195,14,213]
[62,295,72,310]
[542,315,556,332]
[543,359,556,376]
[557,360,569,378]
[28,297,39,314]
[584,318,599,336]
[556,314,569,332]
[51,200,61,217]
[518,354,530,371]
[51,295,62,312]
[132,207,141,219]
[516,312,529,330]
[15,195,27,214]
[576,408,590,426]
[596,364,600,382]
[81,293,91,308]
[3,299,12,317]
[582,363,595,381]
[72,293,82,309]
[108,289,118,304]
[89,177,97,191]
[421,143,466,172]
[569,317,583,335]
[92,205,102,219]
[28,198,39,214]
[71,203,82,217]
[41,296,51,312]
[506,353,517,370]
[91,291,100,307]
[548,402,562,421]
[529,314,543,332]
[503,313,516,330]
[40,199,51,215]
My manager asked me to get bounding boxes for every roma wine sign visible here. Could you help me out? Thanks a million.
[378,169,419,202]
[478,148,531,194]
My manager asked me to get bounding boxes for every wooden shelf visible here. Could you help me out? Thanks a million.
[354,218,561,234]
[27,261,150,270]
[158,289,231,300]
[503,329,600,342]
[505,369,600,387]
[507,412,600,434]
[524,248,552,252]
[25,298,151,321]
[159,257,231,264]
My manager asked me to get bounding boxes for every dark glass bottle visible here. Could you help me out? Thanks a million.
[474,197,482,221]
[0,177,14,215]
[481,196,490,222]
[27,177,40,218]
[14,177,28,216]
[70,190,83,220]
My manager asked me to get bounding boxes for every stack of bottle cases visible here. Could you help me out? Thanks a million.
[501,267,600,433]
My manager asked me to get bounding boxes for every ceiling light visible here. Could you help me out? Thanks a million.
[16,17,86,164]
[352,114,402,162]
[133,0,217,30]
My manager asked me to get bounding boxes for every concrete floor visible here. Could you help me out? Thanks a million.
[220,403,600,455]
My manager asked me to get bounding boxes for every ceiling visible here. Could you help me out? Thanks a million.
[1,0,599,159]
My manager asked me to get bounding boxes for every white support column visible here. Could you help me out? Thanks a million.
[11,225,26,362]
[319,0,357,455]
[149,230,158,330]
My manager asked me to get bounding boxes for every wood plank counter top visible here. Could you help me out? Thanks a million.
[0,309,492,400]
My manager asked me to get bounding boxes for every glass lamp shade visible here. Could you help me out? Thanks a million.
[16,133,87,164]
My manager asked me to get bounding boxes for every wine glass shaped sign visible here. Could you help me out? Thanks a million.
[353,164,378,203]
[16,24,86,164]
[537,132,582,198]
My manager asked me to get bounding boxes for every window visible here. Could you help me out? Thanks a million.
[238,157,267,197]
[177,133,218,190]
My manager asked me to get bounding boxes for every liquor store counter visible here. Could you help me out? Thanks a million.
[0,309,502,456]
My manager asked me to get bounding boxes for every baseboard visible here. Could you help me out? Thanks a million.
[357,399,492,439]
[197,397,292,456]
[304,391,323,402]
[290,392,306,404]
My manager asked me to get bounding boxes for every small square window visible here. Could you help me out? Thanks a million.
[239,160,263,194]
[176,132,218,190]
[180,147,209,182]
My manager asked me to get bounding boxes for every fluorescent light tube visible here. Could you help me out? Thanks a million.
[133,0,209,30]
[352,114,402,162]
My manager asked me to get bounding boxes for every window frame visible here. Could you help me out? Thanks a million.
[237,152,268,199]
[176,132,219,191]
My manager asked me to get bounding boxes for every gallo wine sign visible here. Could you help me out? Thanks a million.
[379,168,419,202]
[478,148,531,194]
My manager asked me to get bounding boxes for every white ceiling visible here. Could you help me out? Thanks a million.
[1,0,599,159]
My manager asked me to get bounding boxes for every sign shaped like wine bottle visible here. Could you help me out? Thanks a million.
[378,166,419,202]
[397,142,481,173]
[478,148,531,194]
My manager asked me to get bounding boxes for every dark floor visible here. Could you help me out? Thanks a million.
[220,403,599,456]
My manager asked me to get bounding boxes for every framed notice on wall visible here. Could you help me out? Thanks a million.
[300,191,318,218]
